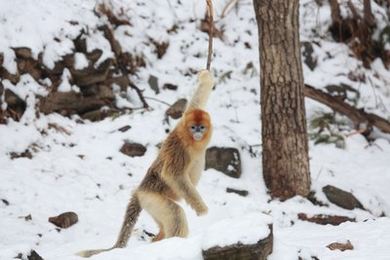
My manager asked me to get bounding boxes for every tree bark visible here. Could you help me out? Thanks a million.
[253,0,311,199]
[329,0,342,24]
[363,0,375,27]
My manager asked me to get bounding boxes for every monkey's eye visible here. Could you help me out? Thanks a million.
[199,125,205,131]
[191,125,196,131]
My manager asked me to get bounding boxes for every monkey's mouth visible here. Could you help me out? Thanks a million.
[193,133,203,141]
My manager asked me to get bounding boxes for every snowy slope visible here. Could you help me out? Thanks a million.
[1,0,390,260]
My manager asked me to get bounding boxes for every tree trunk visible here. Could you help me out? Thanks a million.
[363,0,375,27]
[253,0,311,199]
[329,0,342,24]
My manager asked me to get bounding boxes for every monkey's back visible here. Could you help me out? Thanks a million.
[138,131,188,200]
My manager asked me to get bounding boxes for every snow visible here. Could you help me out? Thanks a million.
[58,69,79,93]
[74,53,89,70]
[202,213,272,249]
[1,0,390,260]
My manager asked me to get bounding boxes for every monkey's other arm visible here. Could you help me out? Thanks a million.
[160,148,208,216]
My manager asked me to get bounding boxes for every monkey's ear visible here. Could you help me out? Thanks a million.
[198,70,214,86]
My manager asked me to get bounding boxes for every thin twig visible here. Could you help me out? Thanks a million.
[129,81,150,109]
[221,0,239,18]
[144,96,171,106]
[205,0,214,70]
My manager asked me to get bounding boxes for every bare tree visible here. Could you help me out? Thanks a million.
[253,0,310,199]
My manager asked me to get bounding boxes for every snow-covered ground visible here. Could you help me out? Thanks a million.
[1,0,390,259]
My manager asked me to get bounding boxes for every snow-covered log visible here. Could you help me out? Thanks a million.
[202,225,273,260]
[202,214,273,260]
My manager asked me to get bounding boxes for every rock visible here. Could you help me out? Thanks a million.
[4,89,26,119]
[327,240,354,251]
[163,83,178,91]
[62,53,75,68]
[10,149,33,160]
[206,147,241,178]
[297,213,355,225]
[226,188,249,197]
[86,49,103,64]
[148,75,159,94]
[27,250,44,260]
[0,66,20,84]
[48,211,78,228]
[165,98,187,119]
[44,59,66,77]
[71,58,112,86]
[120,142,147,157]
[16,58,42,81]
[40,91,80,114]
[23,214,32,221]
[81,108,118,122]
[73,34,87,53]
[202,224,273,260]
[105,75,130,91]
[301,41,317,71]
[40,91,112,115]
[322,185,364,210]
[117,125,131,132]
[80,84,114,100]
[12,47,33,59]
[1,198,9,206]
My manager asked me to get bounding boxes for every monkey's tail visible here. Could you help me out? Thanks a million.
[76,195,142,258]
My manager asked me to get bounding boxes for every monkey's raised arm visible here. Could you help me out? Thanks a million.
[185,70,214,112]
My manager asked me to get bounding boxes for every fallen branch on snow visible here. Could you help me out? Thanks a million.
[304,84,390,134]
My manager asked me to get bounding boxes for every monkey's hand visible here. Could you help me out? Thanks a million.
[194,201,208,216]
[198,69,214,87]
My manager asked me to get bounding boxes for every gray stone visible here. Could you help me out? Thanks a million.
[12,47,33,59]
[166,98,187,119]
[206,147,241,178]
[148,75,159,94]
[322,185,364,210]
[226,188,249,197]
[48,211,78,229]
[120,142,147,157]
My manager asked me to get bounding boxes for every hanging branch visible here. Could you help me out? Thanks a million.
[205,0,214,70]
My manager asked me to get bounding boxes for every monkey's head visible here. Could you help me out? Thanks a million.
[183,109,211,142]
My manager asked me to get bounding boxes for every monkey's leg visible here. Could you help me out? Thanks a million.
[163,201,189,238]
[138,191,189,239]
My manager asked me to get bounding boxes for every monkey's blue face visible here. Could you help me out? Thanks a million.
[189,124,207,141]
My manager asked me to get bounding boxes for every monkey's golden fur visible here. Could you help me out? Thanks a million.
[77,70,214,258]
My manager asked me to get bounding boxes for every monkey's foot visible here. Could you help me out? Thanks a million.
[152,230,165,242]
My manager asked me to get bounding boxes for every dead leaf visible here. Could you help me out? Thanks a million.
[327,240,354,251]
